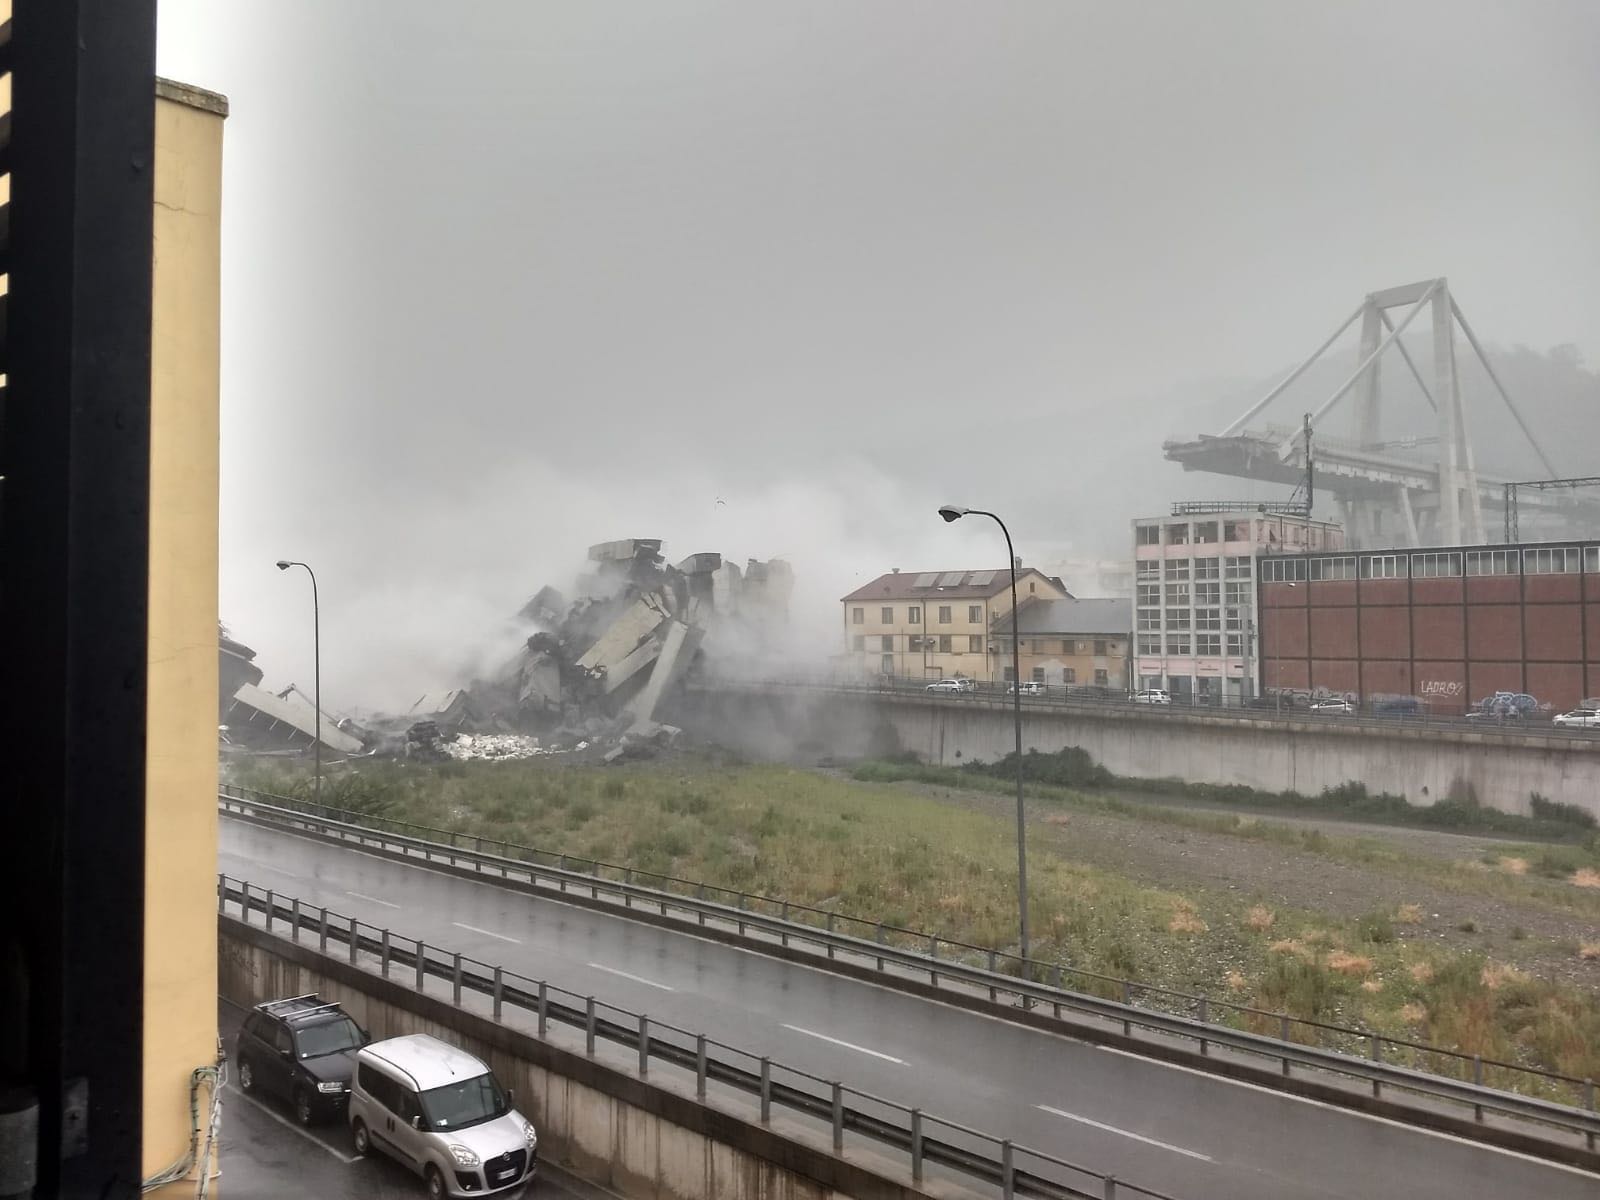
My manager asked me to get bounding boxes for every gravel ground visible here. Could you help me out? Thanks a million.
[862,775,1600,988]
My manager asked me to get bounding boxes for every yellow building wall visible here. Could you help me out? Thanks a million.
[841,570,1068,681]
[143,80,227,1193]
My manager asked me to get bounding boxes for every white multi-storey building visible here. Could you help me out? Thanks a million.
[1131,505,1345,703]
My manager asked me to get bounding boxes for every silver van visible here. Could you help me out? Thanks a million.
[350,1034,537,1198]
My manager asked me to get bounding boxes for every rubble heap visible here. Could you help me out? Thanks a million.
[414,538,792,759]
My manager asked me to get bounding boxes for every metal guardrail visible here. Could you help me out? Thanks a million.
[220,790,1600,1152]
[218,874,1180,1200]
[703,675,1600,748]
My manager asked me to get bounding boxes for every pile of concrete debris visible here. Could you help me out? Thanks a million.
[219,539,791,766]
[401,538,792,762]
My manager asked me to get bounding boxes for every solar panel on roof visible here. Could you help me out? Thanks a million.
[938,571,965,586]
[967,570,996,586]
[913,572,939,588]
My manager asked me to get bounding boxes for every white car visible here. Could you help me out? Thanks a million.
[1309,698,1355,715]
[1552,708,1600,729]
[925,678,975,693]
[1131,689,1171,705]
[1008,681,1046,696]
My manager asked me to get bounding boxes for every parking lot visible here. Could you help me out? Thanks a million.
[217,1000,600,1200]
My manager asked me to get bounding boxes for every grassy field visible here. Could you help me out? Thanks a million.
[232,756,1600,1092]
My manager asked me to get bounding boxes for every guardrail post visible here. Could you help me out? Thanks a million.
[558,856,567,891]
[349,917,359,964]
[292,896,304,942]
[695,1035,707,1098]
[416,942,426,991]
[452,953,463,1006]
[1001,1140,1014,1200]
[624,869,633,908]
[1370,1034,1382,1097]
[1103,1177,1117,1200]
[1280,1015,1291,1075]
[638,1015,649,1075]
[929,936,939,987]
[875,924,885,971]
[826,912,835,959]
[697,884,707,926]
[831,1083,843,1151]
[1197,996,1208,1055]
[501,842,510,877]
[987,950,997,1001]
[381,929,391,977]
[1584,1078,1595,1150]
[216,876,225,913]
[910,1109,923,1182]
[1122,981,1132,1036]
[586,998,596,1056]
[264,889,274,932]
[759,1058,771,1122]
[318,907,329,952]
[493,968,504,1021]
[1473,1056,1483,1120]
[738,893,746,936]
[537,981,548,1036]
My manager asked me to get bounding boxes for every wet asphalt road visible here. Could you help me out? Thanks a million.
[220,818,1599,1200]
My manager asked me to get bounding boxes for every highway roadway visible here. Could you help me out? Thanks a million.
[220,817,1598,1200]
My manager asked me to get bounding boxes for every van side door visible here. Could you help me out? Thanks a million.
[362,1064,422,1174]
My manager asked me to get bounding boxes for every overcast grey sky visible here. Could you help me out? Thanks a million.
[157,1,1600,709]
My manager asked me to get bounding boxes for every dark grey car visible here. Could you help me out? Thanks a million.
[235,993,369,1124]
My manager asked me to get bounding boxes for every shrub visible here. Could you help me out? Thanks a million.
[963,747,1113,789]
[1356,912,1396,944]
[1528,792,1597,829]
[600,778,626,801]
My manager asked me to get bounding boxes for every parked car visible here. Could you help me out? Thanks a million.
[1131,688,1172,705]
[925,678,975,693]
[1308,698,1355,715]
[351,1033,538,1199]
[1008,680,1046,696]
[236,993,369,1125]
[1372,697,1423,718]
[1552,708,1600,729]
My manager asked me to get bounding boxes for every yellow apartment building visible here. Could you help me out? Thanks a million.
[840,567,1070,682]
[143,77,229,1196]
[989,597,1132,690]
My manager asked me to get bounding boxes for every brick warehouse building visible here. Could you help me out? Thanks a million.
[1257,541,1600,716]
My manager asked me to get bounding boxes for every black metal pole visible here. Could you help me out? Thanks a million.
[971,510,1029,975]
[281,561,322,802]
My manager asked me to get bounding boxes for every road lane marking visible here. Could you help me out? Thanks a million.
[227,1085,360,1163]
[346,890,399,909]
[452,921,521,944]
[1091,1043,1600,1181]
[587,963,675,991]
[1037,1105,1212,1162]
[781,1024,905,1064]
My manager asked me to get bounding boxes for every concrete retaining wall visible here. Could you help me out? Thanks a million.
[670,687,1600,820]
[218,917,951,1200]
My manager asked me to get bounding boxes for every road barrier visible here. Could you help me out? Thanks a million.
[221,784,1600,1150]
[218,874,1179,1200]
[701,675,1600,747]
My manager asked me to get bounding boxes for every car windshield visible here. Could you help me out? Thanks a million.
[295,1016,365,1059]
[419,1074,510,1132]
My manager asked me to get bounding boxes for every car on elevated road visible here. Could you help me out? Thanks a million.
[1130,688,1171,705]
[925,677,975,693]
[1309,697,1355,715]
[1552,708,1600,730]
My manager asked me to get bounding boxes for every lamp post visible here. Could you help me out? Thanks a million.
[275,559,322,803]
[937,505,1029,976]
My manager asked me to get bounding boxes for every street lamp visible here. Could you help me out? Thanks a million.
[276,559,322,804]
[937,504,1030,977]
